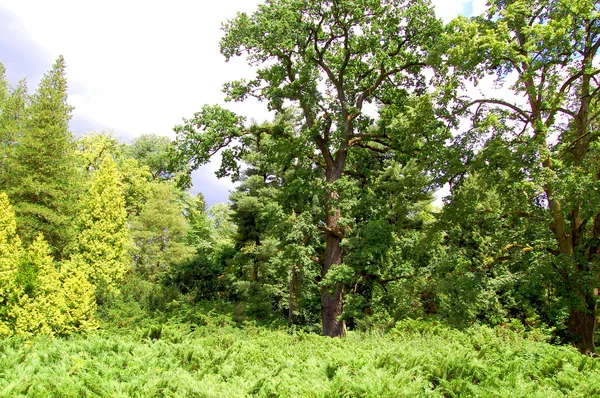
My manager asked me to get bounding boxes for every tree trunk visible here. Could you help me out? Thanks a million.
[544,176,598,354]
[321,164,346,337]
[322,234,346,337]
[288,264,296,327]
[568,291,598,356]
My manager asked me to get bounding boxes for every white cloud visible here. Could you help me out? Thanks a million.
[431,0,472,21]
[2,0,270,138]
[471,0,489,16]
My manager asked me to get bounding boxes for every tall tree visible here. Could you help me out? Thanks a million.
[0,64,28,189]
[447,0,600,354]
[176,0,442,336]
[5,56,78,256]
[71,155,129,295]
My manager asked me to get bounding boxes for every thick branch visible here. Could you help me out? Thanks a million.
[461,99,532,124]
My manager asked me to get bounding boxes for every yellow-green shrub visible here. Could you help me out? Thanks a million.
[0,193,97,337]
[0,192,21,335]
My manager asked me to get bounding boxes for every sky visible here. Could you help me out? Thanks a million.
[0,0,487,206]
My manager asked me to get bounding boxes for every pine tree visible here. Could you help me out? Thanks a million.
[6,56,78,256]
[72,155,129,294]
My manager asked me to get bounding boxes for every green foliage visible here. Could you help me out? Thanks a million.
[129,182,194,281]
[1,319,599,397]
[126,134,191,188]
[71,155,129,294]
[3,56,79,256]
[0,193,97,337]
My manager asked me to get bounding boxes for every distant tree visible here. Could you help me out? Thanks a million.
[129,182,194,281]
[75,131,122,174]
[0,64,28,188]
[185,192,212,247]
[208,203,236,243]
[127,134,191,189]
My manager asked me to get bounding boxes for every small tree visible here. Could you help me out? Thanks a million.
[0,193,96,336]
[0,192,21,335]
[130,182,194,281]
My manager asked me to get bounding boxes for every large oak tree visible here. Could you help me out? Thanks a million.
[176,0,441,336]
[448,0,600,354]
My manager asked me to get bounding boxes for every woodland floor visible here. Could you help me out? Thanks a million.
[1,314,599,397]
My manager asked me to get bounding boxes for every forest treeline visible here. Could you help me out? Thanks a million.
[1,0,599,356]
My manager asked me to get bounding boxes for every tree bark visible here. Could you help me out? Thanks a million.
[321,164,347,337]
[322,234,346,337]
[568,291,598,356]
[288,264,296,327]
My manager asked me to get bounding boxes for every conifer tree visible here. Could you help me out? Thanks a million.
[0,192,21,336]
[10,235,97,336]
[0,64,28,189]
[6,56,78,255]
[72,155,129,294]
[11,235,65,336]
[0,193,97,336]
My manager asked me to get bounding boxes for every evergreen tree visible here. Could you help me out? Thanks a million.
[72,155,129,294]
[0,192,21,336]
[0,193,96,336]
[5,56,78,255]
[10,235,97,336]
[185,192,212,247]
[0,64,28,189]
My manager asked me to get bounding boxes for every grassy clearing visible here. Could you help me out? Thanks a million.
[0,316,599,397]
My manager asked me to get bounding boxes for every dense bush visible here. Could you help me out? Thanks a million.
[0,193,97,337]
